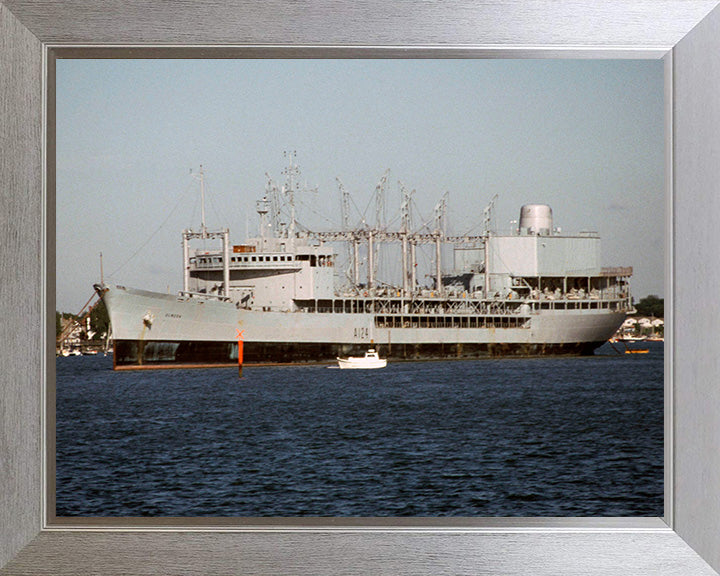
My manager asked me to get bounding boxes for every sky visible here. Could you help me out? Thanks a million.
[56,59,665,313]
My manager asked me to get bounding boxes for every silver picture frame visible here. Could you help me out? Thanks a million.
[2,1,720,574]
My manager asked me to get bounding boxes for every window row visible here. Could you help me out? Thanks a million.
[197,254,294,265]
[374,315,530,329]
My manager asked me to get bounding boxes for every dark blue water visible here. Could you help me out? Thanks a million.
[56,342,663,517]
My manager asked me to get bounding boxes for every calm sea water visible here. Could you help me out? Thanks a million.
[56,341,663,517]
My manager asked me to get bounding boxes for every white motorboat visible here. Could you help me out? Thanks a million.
[337,349,387,369]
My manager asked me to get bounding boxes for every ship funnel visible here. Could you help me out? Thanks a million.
[519,204,553,236]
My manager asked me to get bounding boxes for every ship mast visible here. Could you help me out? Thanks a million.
[256,197,271,250]
[183,166,230,297]
[282,151,301,246]
[482,194,497,299]
[337,177,358,291]
[433,192,448,295]
[399,182,414,296]
[190,165,208,238]
[368,170,389,294]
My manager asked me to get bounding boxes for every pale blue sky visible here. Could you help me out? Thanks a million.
[57,59,664,312]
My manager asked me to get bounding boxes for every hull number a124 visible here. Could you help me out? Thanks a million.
[354,327,370,340]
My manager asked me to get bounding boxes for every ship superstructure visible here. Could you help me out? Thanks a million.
[96,158,632,368]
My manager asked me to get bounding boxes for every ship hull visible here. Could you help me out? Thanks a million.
[98,284,625,368]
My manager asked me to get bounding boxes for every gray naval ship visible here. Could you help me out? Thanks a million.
[96,159,632,368]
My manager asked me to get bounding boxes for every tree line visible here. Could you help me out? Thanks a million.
[633,295,663,318]
[56,300,109,340]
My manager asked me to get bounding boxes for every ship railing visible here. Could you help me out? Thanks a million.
[177,290,231,302]
[295,293,632,316]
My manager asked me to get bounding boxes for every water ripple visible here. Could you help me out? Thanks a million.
[56,342,664,517]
